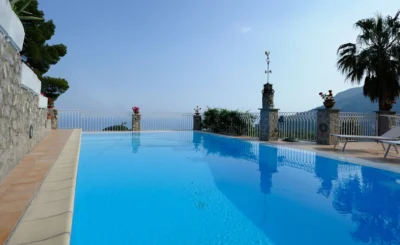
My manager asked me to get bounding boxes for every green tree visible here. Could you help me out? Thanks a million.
[337,11,400,110]
[10,0,43,21]
[17,0,69,102]
[202,107,257,136]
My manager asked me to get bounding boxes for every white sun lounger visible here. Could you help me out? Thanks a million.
[380,140,400,158]
[331,126,400,152]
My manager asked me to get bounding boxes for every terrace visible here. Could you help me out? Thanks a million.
[1,1,400,244]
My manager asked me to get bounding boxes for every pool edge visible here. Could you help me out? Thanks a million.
[6,129,82,245]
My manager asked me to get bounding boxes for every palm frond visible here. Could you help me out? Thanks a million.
[19,15,44,21]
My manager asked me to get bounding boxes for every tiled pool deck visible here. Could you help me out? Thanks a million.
[0,131,399,244]
[0,130,81,245]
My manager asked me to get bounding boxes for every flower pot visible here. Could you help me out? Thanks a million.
[323,99,335,109]
[381,104,393,111]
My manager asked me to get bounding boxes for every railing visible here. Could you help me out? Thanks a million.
[339,112,377,136]
[58,110,194,131]
[0,0,25,51]
[141,112,193,131]
[380,114,400,129]
[278,111,317,141]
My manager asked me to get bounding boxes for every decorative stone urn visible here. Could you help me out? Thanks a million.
[323,99,335,109]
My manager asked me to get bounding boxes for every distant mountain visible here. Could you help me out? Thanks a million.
[313,87,400,112]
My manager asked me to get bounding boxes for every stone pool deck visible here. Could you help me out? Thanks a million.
[270,140,400,173]
[0,130,399,245]
[0,129,81,245]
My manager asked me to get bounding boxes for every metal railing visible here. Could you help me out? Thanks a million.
[141,112,193,131]
[58,110,193,131]
[339,112,377,136]
[278,111,317,141]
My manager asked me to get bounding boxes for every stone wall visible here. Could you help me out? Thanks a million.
[0,34,51,182]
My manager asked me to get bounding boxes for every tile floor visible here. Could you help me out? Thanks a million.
[0,130,73,245]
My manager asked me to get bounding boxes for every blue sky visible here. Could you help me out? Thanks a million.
[40,0,399,113]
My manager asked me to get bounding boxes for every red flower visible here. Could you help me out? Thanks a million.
[132,106,140,114]
[328,90,332,93]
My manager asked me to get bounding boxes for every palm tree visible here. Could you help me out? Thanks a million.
[9,0,43,21]
[337,11,400,111]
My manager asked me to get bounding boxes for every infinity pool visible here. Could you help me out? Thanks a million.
[71,132,400,245]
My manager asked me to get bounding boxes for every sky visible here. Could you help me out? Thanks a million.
[39,0,399,113]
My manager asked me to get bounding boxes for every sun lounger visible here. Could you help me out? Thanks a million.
[331,126,400,152]
[379,140,400,158]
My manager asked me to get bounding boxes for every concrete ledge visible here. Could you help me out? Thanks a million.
[7,129,81,245]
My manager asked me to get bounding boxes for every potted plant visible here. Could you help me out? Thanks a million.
[382,92,396,111]
[132,106,140,115]
[319,90,335,109]
[194,106,202,115]
[47,97,55,109]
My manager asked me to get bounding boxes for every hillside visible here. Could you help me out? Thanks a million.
[314,87,400,112]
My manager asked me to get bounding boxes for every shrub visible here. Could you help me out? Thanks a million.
[202,108,257,135]
[103,123,129,131]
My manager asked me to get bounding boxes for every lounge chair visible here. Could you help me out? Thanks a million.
[331,126,400,152]
[379,140,400,158]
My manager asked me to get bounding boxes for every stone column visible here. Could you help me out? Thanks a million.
[259,83,279,141]
[132,114,141,131]
[376,111,396,136]
[259,109,279,141]
[48,109,58,129]
[193,115,202,131]
[316,109,340,145]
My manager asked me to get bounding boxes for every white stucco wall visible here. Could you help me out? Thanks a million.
[21,63,41,95]
[0,0,25,51]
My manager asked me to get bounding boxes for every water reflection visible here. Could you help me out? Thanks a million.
[131,133,141,153]
[333,167,400,244]
[314,158,338,198]
[259,145,278,195]
[196,132,400,245]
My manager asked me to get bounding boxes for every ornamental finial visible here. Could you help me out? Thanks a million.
[264,51,272,84]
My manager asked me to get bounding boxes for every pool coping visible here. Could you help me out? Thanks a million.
[6,129,82,245]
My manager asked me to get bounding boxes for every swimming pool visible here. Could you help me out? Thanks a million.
[71,132,400,245]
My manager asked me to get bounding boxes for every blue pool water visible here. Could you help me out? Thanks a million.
[71,132,400,245]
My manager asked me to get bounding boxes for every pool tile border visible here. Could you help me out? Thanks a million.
[6,129,82,245]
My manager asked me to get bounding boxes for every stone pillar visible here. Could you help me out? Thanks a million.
[262,83,274,109]
[316,109,340,145]
[259,109,279,141]
[48,109,58,129]
[376,111,396,136]
[132,114,141,131]
[259,83,279,141]
[193,115,202,131]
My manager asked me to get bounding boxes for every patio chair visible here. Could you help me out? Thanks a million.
[379,140,400,158]
[331,126,400,152]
